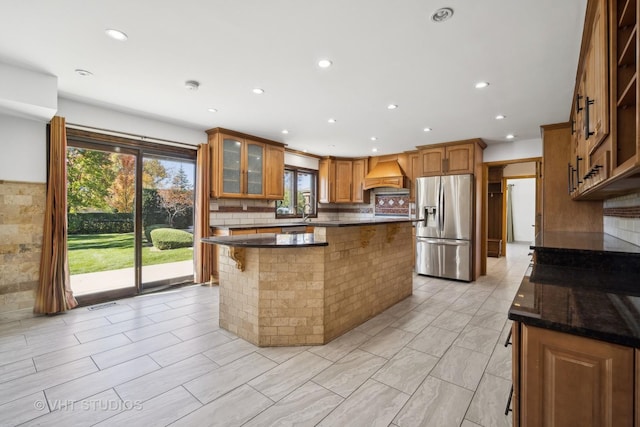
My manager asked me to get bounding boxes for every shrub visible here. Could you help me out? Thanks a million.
[68,213,134,234]
[150,228,193,250]
[144,224,170,243]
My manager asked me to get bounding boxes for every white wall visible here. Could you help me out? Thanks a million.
[0,114,47,183]
[507,178,536,242]
[0,62,57,121]
[484,138,542,162]
[57,98,205,146]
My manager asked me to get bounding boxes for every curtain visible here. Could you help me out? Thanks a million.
[34,116,78,314]
[506,183,514,243]
[194,143,214,284]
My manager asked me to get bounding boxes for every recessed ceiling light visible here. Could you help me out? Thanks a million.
[303,149,308,153]
[370,137,377,141]
[495,114,506,120]
[105,28,128,41]
[475,81,490,89]
[387,104,398,110]
[372,148,378,152]
[328,118,336,124]
[184,80,200,91]
[75,69,93,76]
[431,7,454,23]
[506,134,516,140]
[207,108,218,113]
[282,129,289,134]
[253,88,264,94]
[423,127,432,132]
[318,59,332,68]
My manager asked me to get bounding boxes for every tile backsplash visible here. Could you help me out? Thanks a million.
[374,193,411,217]
[603,191,640,247]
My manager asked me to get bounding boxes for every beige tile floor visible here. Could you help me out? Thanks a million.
[0,243,530,427]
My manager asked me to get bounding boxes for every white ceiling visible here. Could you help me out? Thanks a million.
[0,0,587,157]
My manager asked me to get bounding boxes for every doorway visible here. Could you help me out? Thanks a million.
[482,158,541,273]
[66,130,196,304]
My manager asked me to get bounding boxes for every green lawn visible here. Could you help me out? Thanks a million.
[68,233,193,274]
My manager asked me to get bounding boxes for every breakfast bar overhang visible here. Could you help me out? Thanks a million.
[202,219,413,346]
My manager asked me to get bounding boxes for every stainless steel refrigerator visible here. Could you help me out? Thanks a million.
[415,174,473,281]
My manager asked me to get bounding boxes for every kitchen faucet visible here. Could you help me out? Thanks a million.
[300,194,315,222]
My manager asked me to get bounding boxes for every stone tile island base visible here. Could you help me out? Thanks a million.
[217,223,413,346]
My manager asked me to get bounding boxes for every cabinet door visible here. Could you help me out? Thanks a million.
[334,160,353,202]
[521,324,633,427]
[421,147,445,176]
[445,143,474,174]
[264,144,284,199]
[220,136,243,196]
[408,152,421,200]
[245,141,264,196]
[351,159,368,203]
[584,0,609,153]
[318,159,333,203]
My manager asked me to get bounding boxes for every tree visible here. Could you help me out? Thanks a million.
[158,166,193,227]
[143,158,168,189]
[107,154,136,213]
[66,148,115,212]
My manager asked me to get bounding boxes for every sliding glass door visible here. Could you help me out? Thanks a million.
[66,133,196,303]
[141,154,195,289]
[67,144,138,298]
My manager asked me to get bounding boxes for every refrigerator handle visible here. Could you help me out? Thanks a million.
[423,207,428,227]
[439,182,445,233]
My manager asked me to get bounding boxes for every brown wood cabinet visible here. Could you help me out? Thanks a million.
[207,128,285,199]
[335,160,353,203]
[513,323,634,427]
[406,150,421,200]
[541,123,603,233]
[487,166,504,257]
[418,140,481,177]
[351,158,369,203]
[318,157,369,204]
[568,0,640,199]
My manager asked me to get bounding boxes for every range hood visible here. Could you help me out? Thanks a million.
[364,160,409,190]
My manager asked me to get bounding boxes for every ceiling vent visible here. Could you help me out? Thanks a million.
[431,7,454,23]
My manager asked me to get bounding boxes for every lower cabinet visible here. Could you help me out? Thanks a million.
[513,323,634,427]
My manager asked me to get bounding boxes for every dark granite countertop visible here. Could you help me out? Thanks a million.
[509,264,640,347]
[533,231,640,254]
[202,233,328,248]
[212,218,414,230]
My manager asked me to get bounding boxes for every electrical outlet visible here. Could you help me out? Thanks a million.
[211,202,219,211]
[242,203,248,211]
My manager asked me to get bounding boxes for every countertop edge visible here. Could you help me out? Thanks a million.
[211,218,416,230]
[508,310,640,348]
[201,234,328,248]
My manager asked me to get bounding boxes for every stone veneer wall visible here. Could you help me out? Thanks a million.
[218,245,325,346]
[217,222,413,346]
[0,181,45,313]
[603,191,640,247]
[321,224,413,342]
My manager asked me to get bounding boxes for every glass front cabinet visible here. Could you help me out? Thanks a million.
[207,128,284,199]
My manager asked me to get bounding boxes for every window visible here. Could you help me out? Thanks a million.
[276,167,317,219]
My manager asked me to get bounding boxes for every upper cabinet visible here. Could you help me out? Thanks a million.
[570,0,640,199]
[418,139,486,177]
[319,157,370,204]
[351,158,368,203]
[207,128,285,199]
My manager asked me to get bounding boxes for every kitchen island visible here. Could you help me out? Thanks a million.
[203,219,413,346]
[508,231,640,426]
